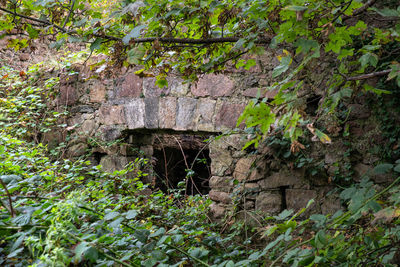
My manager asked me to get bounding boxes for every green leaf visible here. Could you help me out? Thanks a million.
[149,227,165,238]
[122,25,146,45]
[295,39,319,54]
[90,38,103,52]
[84,247,99,263]
[126,209,138,219]
[155,78,168,88]
[74,242,89,262]
[127,45,146,65]
[359,53,378,68]
[0,175,22,184]
[233,38,246,50]
[394,164,400,173]
[373,163,393,174]
[189,247,209,258]
[272,55,292,78]
[104,211,120,221]
[151,250,166,261]
[285,5,307,11]
[134,229,150,243]
[371,7,400,17]
[7,247,24,258]
[314,230,328,249]
[109,217,124,228]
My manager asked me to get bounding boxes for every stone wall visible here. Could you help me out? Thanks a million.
[54,51,396,220]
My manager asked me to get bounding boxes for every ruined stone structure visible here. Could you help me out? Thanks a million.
[53,52,395,221]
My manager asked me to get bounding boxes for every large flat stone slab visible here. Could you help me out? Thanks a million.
[124,99,145,129]
[119,72,142,98]
[99,105,125,125]
[174,98,197,130]
[192,74,235,97]
[215,102,246,129]
[159,97,177,129]
[144,98,159,128]
[196,98,216,131]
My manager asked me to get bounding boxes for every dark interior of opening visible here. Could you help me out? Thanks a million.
[305,95,322,116]
[279,186,289,211]
[153,147,211,195]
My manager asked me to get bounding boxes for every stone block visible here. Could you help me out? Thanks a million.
[70,105,94,114]
[258,168,304,189]
[67,142,88,157]
[98,125,123,141]
[41,130,64,149]
[192,74,235,97]
[120,144,139,156]
[124,99,145,129]
[244,200,255,210]
[99,105,125,125]
[255,192,282,214]
[174,98,197,130]
[209,202,226,219]
[233,156,257,181]
[159,97,177,129]
[169,77,189,96]
[140,145,154,157]
[89,81,106,103]
[353,163,393,184]
[100,155,129,173]
[286,189,317,213]
[210,150,233,176]
[209,190,231,204]
[209,176,233,192]
[144,98,159,128]
[215,102,246,129]
[60,72,79,85]
[119,72,142,98]
[321,194,342,215]
[242,87,279,99]
[58,85,78,105]
[80,120,97,135]
[143,77,163,97]
[195,98,216,131]
[19,53,30,61]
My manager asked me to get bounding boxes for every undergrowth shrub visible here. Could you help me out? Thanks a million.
[1,57,400,266]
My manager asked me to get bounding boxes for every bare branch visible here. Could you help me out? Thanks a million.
[347,69,391,81]
[343,0,376,21]
[62,0,76,28]
[0,179,15,217]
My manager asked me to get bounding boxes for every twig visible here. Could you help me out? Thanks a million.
[155,135,171,190]
[62,0,76,28]
[343,0,377,20]
[347,69,391,81]
[0,179,15,217]
[331,0,353,23]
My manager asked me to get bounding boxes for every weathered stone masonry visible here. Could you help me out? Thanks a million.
[54,51,395,221]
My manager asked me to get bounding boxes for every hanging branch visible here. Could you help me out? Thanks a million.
[0,6,272,45]
[347,69,391,81]
[62,0,76,28]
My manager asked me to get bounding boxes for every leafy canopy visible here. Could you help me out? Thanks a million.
[1,0,400,146]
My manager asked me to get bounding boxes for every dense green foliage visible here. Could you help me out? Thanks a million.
[0,53,399,267]
[1,0,400,145]
[1,0,400,266]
